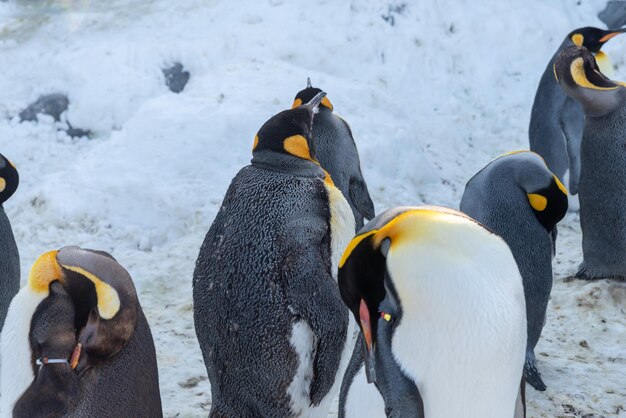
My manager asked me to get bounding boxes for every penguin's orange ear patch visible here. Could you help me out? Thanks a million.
[571,33,584,46]
[0,177,5,193]
[283,135,312,160]
[253,135,259,150]
[321,97,333,111]
[292,98,303,109]
[527,194,547,211]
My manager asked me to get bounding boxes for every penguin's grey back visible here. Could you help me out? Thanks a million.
[193,162,346,417]
[313,110,374,230]
[529,39,584,192]
[0,207,19,332]
[461,153,554,352]
[578,99,626,277]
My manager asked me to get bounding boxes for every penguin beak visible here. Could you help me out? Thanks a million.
[359,299,378,384]
[600,29,626,43]
[306,91,326,114]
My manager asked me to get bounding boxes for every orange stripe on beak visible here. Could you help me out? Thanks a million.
[600,31,623,43]
[359,299,373,351]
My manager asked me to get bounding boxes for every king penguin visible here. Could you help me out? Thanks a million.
[193,92,356,417]
[0,153,19,333]
[292,79,375,230]
[460,151,568,391]
[554,45,626,280]
[338,206,527,418]
[529,27,625,196]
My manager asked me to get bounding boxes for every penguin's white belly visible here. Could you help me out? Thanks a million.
[1,287,47,417]
[344,366,385,418]
[388,241,526,418]
[325,181,356,279]
[288,319,357,418]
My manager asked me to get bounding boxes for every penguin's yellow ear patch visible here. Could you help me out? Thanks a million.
[28,250,64,293]
[571,33,584,46]
[528,194,548,211]
[253,135,259,150]
[0,177,5,193]
[321,97,333,111]
[292,98,303,109]
[570,57,618,91]
[283,135,312,160]
[59,264,121,320]
[553,175,568,195]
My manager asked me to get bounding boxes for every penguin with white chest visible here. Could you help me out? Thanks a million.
[292,79,375,230]
[0,153,19,333]
[529,27,625,196]
[554,45,626,280]
[338,206,527,418]
[460,151,568,391]
[193,93,356,417]
[1,246,163,417]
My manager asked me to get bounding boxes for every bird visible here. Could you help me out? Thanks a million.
[0,153,20,333]
[1,246,163,417]
[292,78,375,230]
[460,150,568,391]
[338,206,527,418]
[193,92,356,417]
[554,45,626,280]
[529,27,625,196]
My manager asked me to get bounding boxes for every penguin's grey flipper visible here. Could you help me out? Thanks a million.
[560,97,583,195]
[524,352,546,391]
[349,177,375,221]
[284,245,349,406]
[515,376,527,418]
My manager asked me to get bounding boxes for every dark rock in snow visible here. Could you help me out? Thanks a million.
[19,93,69,122]
[162,63,190,93]
[599,1,626,29]
[19,93,91,138]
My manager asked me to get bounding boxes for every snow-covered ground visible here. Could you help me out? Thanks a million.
[0,0,624,416]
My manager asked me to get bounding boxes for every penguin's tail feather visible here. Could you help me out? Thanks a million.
[524,355,547,391]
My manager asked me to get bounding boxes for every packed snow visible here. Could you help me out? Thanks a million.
[0,0,624,416]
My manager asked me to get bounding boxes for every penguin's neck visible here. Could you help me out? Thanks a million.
[251,149,323,178]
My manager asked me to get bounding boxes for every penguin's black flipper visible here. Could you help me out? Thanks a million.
[284,244,349,406]
[349,177,375,221]
[338,334,365,418]
[524,355,547,391]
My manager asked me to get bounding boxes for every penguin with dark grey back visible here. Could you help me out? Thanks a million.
[1,246,163,417]
[460,151,568,391]
[193,92,356,417]
[529,27,625,195]
[554,45,626,280]
[292,79,375,230]
[0,153,19,333]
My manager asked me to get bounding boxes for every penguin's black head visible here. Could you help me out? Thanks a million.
[567,27,626,53]
[292,78,334,112]
[253,92,326,162]
[525,174,569,233]
[0,153,19,205]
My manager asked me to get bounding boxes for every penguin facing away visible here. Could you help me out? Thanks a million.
[554,45,626,280]
[0,246,163,418]
[292,79,375,230]
[193,92,356,417]
[529,27,625,196]
[0,153,19,333]
[338,206,527,418]
[460,150,568,391]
